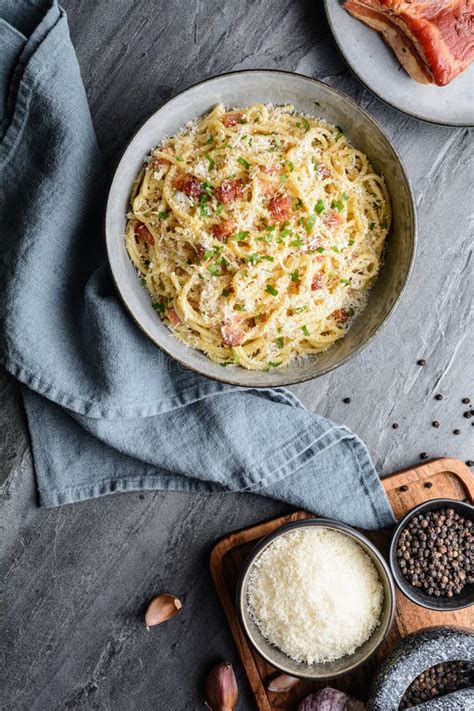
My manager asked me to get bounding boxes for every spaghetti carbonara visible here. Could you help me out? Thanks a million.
[125,103,391,370]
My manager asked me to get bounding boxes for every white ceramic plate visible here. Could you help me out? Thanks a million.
[106,70,416,387]
[324,0,474,127]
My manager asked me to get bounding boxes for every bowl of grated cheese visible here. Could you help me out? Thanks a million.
[236,518,395,679]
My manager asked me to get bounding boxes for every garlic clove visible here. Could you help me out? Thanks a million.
[205,661,238,711]
[266,673,300,693]
[145,594,182,629]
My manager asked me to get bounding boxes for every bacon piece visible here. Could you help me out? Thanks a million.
[221,112,243,127]
[151,146,173,168]
[343,1,474,86]
[135,222,154,245]
[167,307,182,327]
[173,173,203,198]
[211,220,236,241]
[332,308,350,323]
[311,273,328,291]
[215,178,244,204]
[323,209,343,229]
[318,164,332,180]
[267,194,291,223]
[258,179,277,197]
[221,316,244,346]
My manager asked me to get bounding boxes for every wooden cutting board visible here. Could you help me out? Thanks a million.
[210,458,473,711]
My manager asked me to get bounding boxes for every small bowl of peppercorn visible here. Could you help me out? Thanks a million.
[390,499,473,611]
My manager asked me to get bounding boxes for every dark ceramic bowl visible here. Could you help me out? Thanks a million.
[389,498,474,612]
[236,518,396,679]
[106,69,416,387]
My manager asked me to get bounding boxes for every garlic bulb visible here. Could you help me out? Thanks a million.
[297,688,365,711]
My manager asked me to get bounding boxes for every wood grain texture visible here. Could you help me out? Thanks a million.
[210,459,474,711]
[1,1,473,709]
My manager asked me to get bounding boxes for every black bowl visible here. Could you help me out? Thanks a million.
[389,498,474,612]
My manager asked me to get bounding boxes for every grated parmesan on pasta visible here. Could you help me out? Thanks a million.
[247,527,384,664]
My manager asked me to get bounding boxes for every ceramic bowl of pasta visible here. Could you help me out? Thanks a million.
[106,70,416,386]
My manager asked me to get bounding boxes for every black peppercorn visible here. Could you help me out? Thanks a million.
[417,359,426,366]
[399,485,409,492]
[467,461,474,467]
[453,429,461,435]
[392,423,399,429]
[424,482,433,489]
[342,397,351,404]
[432,421,440,428]
[434,394,443,401]
[462,397,470,404]
[420,452,429,460]
[464,411,472,418]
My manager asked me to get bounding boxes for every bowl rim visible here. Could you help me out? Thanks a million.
[389,498,474,612]
[235,517,396,679]
[105,68,417,388]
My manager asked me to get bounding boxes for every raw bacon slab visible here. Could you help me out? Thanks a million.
[343,1,474,86]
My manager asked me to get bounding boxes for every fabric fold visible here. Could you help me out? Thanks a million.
[1,0,395,529]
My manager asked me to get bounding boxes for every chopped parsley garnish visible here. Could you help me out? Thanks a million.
[276,337,284,349]
[207,263,221,276]
[295,306,308,313]
[206,135,214,145]
[335,126,344,139]
[348,307,355,317]
[237,157,250,170]
[152,301,166,313]
[204,152,215,170]
[316,246,325,253]
[331,246,341,253]
[282,159,294,172]
[202,180,213,193]
[295,122,301,128]
[267,361,282,369]
[203,249,215,260]
[369,222,376,230]
[266,224,276,232]
[176,156,184,162]
[234,231,249,241]
[340,278,350,286]
[279,174,288,183]
[200,204,208,217]
[280,228,292,238]
[233,349,240,365]
[304,214,317,234]
[302,117,310,132]
[348,239,354,246]
[381,221,388,229]
[314,199,325,214]
[248,138,253,146]
[158,211,168,220]
[295,198,303,210]
[289,269,300,283]
[311,156,318,173]
[246,254,262,265]
[239,118,248,124]
[265,284,278,296]
[234,304,245,311]
[291,235,304,248]
[331,199,345,212]
[215,202,224,215]
[221,288,230,297]
[342,192,349,202]
[301,325,310,337]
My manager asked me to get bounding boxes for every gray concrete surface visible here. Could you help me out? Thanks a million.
[1,1,473,709]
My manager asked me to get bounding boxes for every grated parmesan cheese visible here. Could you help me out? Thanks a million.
[247,527,383,664]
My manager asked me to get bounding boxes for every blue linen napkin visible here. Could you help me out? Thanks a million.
[0,0,395,528]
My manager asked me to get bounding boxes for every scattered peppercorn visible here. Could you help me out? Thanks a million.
[392,423,399,429]
[342,397,351,404]
[396,506,473,599]
[432,421,440,428]
[464,411,472,418]
[467,461,474,467]
[399,485,409,492]
[400,660,474,709]
[420,452,429,460]
[424,482,433,489]
[453,429,461,435]
[462,398,470,404]
[434,394,443,401]
[417,359,426,366]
